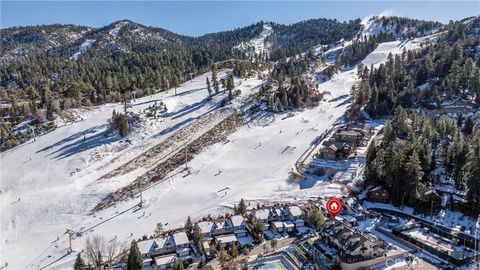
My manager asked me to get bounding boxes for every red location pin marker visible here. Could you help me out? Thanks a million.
[326,197,342,218]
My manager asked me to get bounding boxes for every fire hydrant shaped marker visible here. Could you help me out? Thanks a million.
[326,197,342,218]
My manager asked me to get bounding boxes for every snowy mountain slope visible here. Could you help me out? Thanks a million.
[70,39,95,60]
[234,23,273,58]
[359,16,442,39]
[0,35,432,269]
[0,24,90,64]
[0,70,258,268]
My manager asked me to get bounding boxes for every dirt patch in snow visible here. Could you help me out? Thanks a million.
[98,108,230,180]
[90,110,244,213]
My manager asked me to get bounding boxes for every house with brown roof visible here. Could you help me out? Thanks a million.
[319,139,352,160]
[333,128,364,145]
[367,186,389,203]
[320,219,387,263]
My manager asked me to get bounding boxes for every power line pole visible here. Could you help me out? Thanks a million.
[185,147,188,170]
[65,229,74,253]
[139,179,143,207]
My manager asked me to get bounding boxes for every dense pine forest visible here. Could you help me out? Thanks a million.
[351,17,480,118]
[362,17,480,215]
[365,106,480,215]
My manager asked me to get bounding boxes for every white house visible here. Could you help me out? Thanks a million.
[253,209,270,230]
[283,221,295,233]
[154,235,176,256]
[213,219,234,235]
[285,205,305,229]
[196,221,215,240]
[271,221,284,233]
[269,207,286,221]
[172,232,190,257]
[138,239,158,257]
[230,215,247,237]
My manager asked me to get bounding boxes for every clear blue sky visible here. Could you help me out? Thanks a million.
[1,1,479,36]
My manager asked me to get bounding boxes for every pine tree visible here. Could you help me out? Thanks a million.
[466,139,480,215]
[226,75,234,91]
[465,116,475,135]
[122,93,131,114]
[382,122,395,146]
[206,77,212,96]
[251,219,264,243]
[392,105,409,137]
[238,198,246,214]
[211,64,220,94]
[229,243,238,258]
[367,84,378,116]
[127,240,143,270]
[154,222,164,237]
[270,238,278,250]
[405,150,427,204]
[175,259,184,270]
[73,253,85,270]
[192,226,203,252]
[172,74,180,96]
[364,143,378,185]
[218,247,228,266]
[184,216,193,237]
[41,82,51,107]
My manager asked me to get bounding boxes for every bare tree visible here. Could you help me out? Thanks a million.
[105,238,117,264]
[84,235,106,269]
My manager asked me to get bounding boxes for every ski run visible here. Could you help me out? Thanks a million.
[2,36,436,269]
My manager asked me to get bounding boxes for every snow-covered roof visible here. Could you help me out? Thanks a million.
[156,235,175,250]
[332,171,354,182]
[214,219,233,230]
[215,234,238,244]
[254,209,270,220]
[271,221,283,228]
[286,205,302,217]
[230,215,245,227]
[137,239,157,255]
[154,254,176,266]
[173,232,189,246]
[283,221,295,228]
[196,221,215,234]
[271,207,283,217]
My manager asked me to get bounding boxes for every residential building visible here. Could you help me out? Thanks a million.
[153,254,177,270]
[212,219,234,236]
[285,205,305,229]
[333,128,364,145]
[271,221,284,233]
[172,231,190,258]
[215,234,238,248]
[196,221,215,241]
[269,207,287,221]
[253,209,271,230]
[230,215,247,237]
[367,186,389,203]
[153,235,176,256]
[320,219,387,263]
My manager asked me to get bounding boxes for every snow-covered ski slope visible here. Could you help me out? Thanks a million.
[234,23,273,58]
[0,37,429,269]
